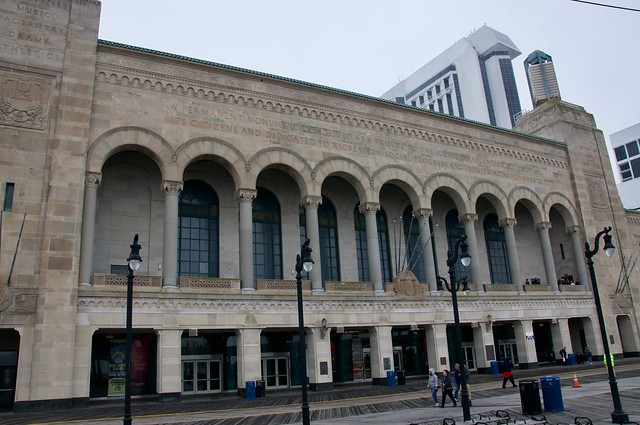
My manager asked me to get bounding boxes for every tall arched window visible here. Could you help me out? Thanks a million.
[402,206,425,282]
[253,188,282,280]
[319,197,340,281]
[445,209,471,282]
[483,213,511,284]
[178,180,219,277]
[354,204,393,282]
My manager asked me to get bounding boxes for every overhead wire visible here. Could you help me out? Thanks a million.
[570,0,640,12]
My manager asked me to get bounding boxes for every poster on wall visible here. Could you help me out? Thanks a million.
[107,337,149,396]
[352,338,364,380]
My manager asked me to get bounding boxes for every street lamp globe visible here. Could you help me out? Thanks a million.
[603,233,615,257]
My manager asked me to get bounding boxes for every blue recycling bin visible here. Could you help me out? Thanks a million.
[567,353,577,365]
[540,376,564,412]
[490,361,500,375]
[386,370,396,387]
[245,381,256,399]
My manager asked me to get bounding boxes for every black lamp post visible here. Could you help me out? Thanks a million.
[437,234,471,422]
[585,226,628,424]
[123,234,142,425]
[295,239,314,425]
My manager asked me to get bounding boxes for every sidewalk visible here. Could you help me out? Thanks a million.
[5,359,640,425]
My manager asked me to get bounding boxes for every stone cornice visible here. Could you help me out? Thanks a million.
[94,52,569,171]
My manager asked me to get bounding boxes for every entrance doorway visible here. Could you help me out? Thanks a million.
[498,340,518,364]
[182,356,222,394]
[462,344,476,370]
[262,354,289,389]
[393,346,404,372]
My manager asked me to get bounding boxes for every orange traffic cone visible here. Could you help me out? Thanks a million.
[572,373,581,388]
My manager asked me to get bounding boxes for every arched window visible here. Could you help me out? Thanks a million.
[319,197,340,281]
[178,180,219,277]
[299,206,307,248]
[483,213,511,284]
[445,209,471,282]
[354,204,393,282]
[253,188,282,280]
[402,206,425,282]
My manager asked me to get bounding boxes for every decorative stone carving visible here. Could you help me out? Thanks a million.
[301,195,322,209]
[499,218,517,228]
[586,176,608,209]
[392,270,424,297]
[535,221,552,231]
[85,172,101,188]
[162,180,183,196]
[236,188,257,201]
[413,208,433,219]
[0,70,52,130]
[0,286,12,312]
[359,202,380,214]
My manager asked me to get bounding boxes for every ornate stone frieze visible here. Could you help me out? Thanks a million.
[104,275,153,286]
[392,270,424,297]
[236,188,257,201]
[359,202,380,214]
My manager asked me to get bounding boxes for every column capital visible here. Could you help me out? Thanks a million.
[565,225,581,234]
[162,180,183,196]
[459,213,478,223]
[359,202,380,215]
[499,217,517,228]
[535,221,552,231]
[301,195,322,209]
[85,172,101,188]
[236,188,257,201]
[413,208,432,219]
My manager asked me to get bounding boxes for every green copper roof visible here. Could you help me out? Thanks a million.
[97,39,565,147]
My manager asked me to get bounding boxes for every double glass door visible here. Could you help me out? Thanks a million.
[182,357,222,394]
[262,356,289,389]
[498,340,519,365]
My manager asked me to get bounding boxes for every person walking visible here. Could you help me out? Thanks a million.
[427,368,439,406]
[501,358,516,388]
[559,347,567,365]
[440,369,457,408]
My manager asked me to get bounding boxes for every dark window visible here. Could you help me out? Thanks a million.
[178,180,219,277]
[499,58,522,126]
[437,99,444,113]
[110,264,129,275]
[395,96,405,104]
[631,158,640,179]
[253,188,282,280]
[479,55,496,126]
[444,77,450,89]
[435,85,441,95]
[445,210,471,282]
[626,140,639,157]
[483,214,511,284]
[614,146,628,161]
[429,103,435,111]
[411,100,417,107]
[446,93,454,115]
[319,197,340,281]
[427,90,433,100]
[418,95,424,105]
[354,204,392,283]
[3,182,14,211]
[402,206,425,282]
[620,162,632,180]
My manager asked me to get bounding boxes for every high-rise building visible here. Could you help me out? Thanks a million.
[610,123,640,210]
[381,25,522,128]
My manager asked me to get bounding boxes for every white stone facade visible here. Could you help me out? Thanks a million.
[0,0,638,411]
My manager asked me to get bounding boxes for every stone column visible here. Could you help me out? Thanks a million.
[426,323,450,372]
[414,208,438,294]
[499,218,523,293]
[78,172,101,286]
[369,325,394,385]
[162,181,182,288]
[514,320,538,369]
[361,202,383,294]
[551,318,573,361]
[237,189,256,292]
[567,225,590,290]
[302,196,323,293]
[307,325,333,391]
[536,222,559,293]
[157,329,182,401]
[472,320,496,374]
[236,328,262,390]
[460,214,483,294]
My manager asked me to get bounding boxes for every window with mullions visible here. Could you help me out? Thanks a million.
[253,188,282,280]
[620,162,632,181]
[483,214,511,284]
[353,204,393,283]
[402,206,425,282]
[445,210,471,283]
[319,197,340,281]
[178,180,219,277]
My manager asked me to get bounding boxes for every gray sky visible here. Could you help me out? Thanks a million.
[98,0,639,150]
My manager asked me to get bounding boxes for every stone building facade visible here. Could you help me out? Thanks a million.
[0,0,638,411]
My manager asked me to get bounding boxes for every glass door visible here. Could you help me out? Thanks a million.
[182,358,222,394]
[262,357,289,389]
[393,347,403,372]
[498,340,519,365]
[462,344,476,370]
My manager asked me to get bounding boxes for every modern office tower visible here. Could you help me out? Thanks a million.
[524,50,561,107]
[380,25,523,128]
[610,123,640,210]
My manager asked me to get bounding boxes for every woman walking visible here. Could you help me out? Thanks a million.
[427,368,439,406]
[440,369,457,408]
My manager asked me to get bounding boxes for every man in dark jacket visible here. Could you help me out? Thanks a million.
[501,358,516,388]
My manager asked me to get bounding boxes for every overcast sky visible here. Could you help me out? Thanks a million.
[98,0,639,153]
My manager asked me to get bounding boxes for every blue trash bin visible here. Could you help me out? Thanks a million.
[490,361,500,375]
[245,381,256,400]
[567,353,577,365]
[386,370,396,387]
[540,376,564,412]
